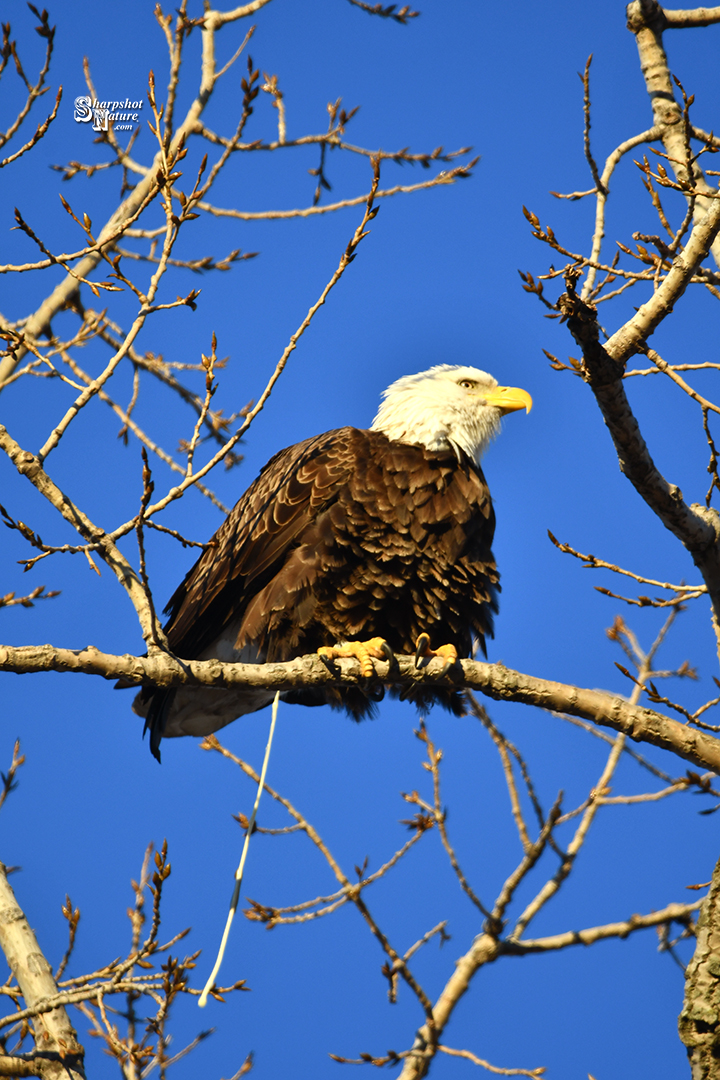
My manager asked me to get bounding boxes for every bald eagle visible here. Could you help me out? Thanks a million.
[134,365,531,759]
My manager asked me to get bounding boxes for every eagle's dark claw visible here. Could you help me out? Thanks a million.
[318,650,338,670]
[414,633,458,674]
[380,640,395,664]
[439,656,458,677]
[414,632,431,669]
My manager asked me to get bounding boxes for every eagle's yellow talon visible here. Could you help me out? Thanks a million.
[317,637,390,679]
[414,635,458,674]
[435,644,459,662]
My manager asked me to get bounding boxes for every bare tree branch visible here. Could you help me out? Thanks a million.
[508,899,701,954]
[664,5,720,29]
[557,271,720,648]
[0,863,85,1079]
[2,645,719,773]
[626,1,720,267]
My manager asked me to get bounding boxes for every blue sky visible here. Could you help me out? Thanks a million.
[2,2,720,1077]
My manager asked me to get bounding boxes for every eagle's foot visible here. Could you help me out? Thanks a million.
[414,633,458,676]
[318,637,393,679]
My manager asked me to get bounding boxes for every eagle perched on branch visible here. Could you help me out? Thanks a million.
[134,365,531,759]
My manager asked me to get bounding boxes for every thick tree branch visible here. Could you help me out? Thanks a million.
[398,898,701,1079]
[397,933,501,1079]
[603,196,720,361]
[0,1056,45,1077]
[558,277,720,635]
[0,863,85,1080]
[626,0,720,267]
[679,852,720,1076]
[2,644,720,773]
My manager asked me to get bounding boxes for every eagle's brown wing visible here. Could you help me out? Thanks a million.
[162,428,357,660]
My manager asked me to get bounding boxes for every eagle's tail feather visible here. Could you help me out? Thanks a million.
[143,689,176,764]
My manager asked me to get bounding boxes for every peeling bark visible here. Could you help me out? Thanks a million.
[680,854,720,1078]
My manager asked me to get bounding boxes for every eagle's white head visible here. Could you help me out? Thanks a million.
[371,364,532,465]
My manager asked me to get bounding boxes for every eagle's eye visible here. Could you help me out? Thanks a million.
[457,379,476,389]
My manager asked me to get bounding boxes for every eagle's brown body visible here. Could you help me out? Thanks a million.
[136,426,499,757]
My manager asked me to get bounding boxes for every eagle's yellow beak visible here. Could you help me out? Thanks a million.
[483,385,533,415]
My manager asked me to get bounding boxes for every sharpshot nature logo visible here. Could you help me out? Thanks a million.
[74,95,143,132]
